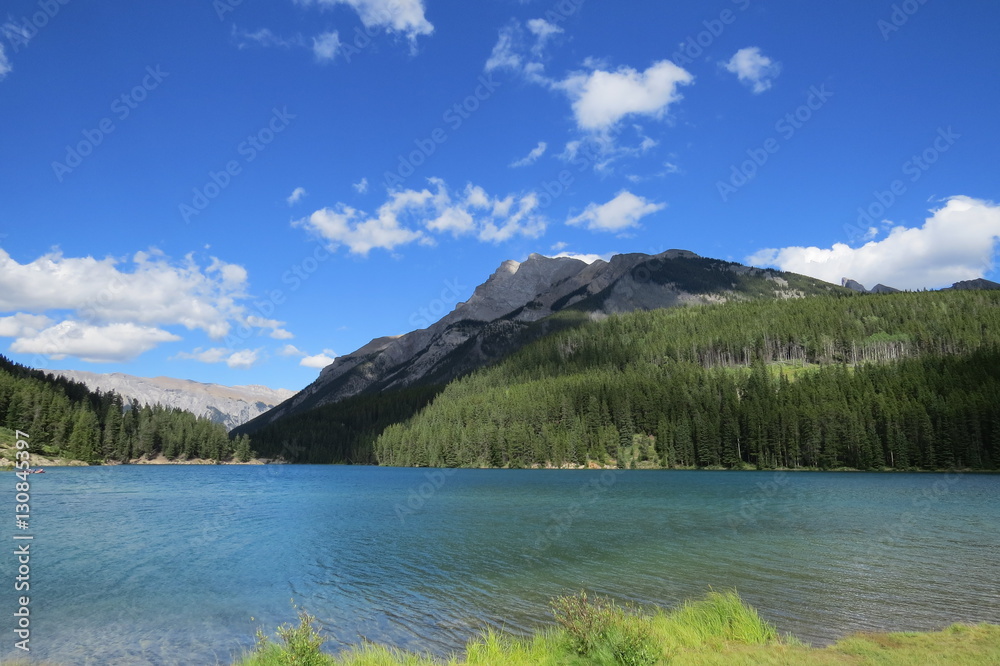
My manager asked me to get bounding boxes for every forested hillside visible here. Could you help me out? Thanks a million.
[0,356,252,464]
[374,291,1000,470]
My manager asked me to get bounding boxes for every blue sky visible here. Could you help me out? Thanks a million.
[1,0,998,391]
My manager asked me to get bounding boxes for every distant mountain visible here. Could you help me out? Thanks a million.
[236,250,847,438]
[52,370,296,431]
[945,278,1000,291]
[841,277,1000,294]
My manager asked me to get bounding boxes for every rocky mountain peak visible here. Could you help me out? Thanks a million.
[53,370,296,431]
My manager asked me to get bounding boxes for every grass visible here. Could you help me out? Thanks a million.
[234,591,1000,665]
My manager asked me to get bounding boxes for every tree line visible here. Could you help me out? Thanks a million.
[374,291,1000,470]
[0,356,253,463]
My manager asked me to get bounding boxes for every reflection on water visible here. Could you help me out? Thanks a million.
[1,466,997,665]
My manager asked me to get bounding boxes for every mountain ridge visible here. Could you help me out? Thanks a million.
[52,370,296,431]
[235,250,847,438]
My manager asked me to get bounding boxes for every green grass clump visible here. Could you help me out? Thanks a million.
[239,609,329,666]
[235,591,1000,666]
[550,592,661,665]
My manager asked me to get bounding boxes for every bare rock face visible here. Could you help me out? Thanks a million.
[51,370,295,431]
[842,278,868,293]
[945,278,1000,291]
[237,249,842,435]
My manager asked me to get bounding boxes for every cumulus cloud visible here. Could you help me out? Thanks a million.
[226,348,263,369]
[485,20,692,174]
[11,322,180,363]
[298,0,433,42]
[294,178,546,254]
[510,141,547,168]
[0,314,53,338]
[557,60,694,132]
[287,187,308,205]
[0,249,248,338]
[724,47,781,94]
[487,21,692,132]
[353,177,369,194]
[567,190,666,233]
[278,344,306,357]
[0,248,276,363]
[312,31,341,61]
[301,349,337,368]
[747,196,1000,290]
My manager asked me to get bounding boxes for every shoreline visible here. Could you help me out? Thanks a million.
[5,456,997,474]
[233,591,1000,666]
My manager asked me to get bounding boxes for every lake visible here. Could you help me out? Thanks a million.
[1,466,997,665]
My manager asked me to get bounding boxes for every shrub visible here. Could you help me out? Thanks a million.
[550,592,660,666]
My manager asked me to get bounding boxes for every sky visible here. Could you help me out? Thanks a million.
[1,0,998,392]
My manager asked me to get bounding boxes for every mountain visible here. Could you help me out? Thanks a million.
[374,290,1000,471]
[842,277,1000,294]
[945,278,1000,291]
[52,370,295,431]
[841,278,900,294]
[236,250,847,440]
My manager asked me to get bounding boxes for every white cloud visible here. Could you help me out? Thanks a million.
[294,203,427,256]
[172,346,263,369]
[278,344,306,357]
[312,31,342,61]
[557,60,694,131]
[0,314,53,338]
[287,187,308,205]
[300,349,337,368]
[11,322,180,363]
[484,20,554,85]
[353,177,369,194]
[226,348,263,369]
[550,241,569,252]
[299,0,433,43]
[526,18,563,55]
[0,249,249,339]
[0,248,284,363]
[245,315,294,340]
[294,178,547,254]
[747,196,1000,290]
[510,141,548,168]
[173,347,231,364]
[724,47,781,94]
[0,43,11,80]
[567,190,666,233]
[552,252,612,264]
[233,27,305,50]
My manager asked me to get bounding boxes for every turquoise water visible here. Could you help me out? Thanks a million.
[1,466,998,664]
